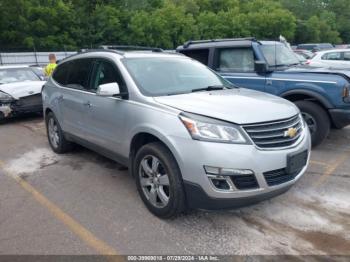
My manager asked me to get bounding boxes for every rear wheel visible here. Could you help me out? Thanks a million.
[0,112,5,124]
[295,100,330,147]
[45,112,73,153]
[134,142,186,218]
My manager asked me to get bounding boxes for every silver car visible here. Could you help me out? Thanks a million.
[42,50,311,218]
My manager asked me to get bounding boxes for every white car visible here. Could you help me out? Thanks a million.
[0,65,46,122]
[307,49,350,69]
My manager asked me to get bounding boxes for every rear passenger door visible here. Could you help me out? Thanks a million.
[53,58,94,137]
[213,47,266,92]
[82,58,128,154]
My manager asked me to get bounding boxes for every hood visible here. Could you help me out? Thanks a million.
[0,81,45,99]
[283,65,350,80]
[154,88,299,124]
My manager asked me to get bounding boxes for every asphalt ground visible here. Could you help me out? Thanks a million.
[0,115,349,256]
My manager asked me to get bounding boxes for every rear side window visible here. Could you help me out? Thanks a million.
[343,52,350,61]
[322,52,342,60]
[218,48,254,72]
[66,59,94,90]
[52,62,70,85]
[181,49,209,65]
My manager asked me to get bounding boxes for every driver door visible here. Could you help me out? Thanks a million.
[82,58,128,154]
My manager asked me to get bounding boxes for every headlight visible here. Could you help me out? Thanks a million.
[179,113,247,144]
[0,91,14,102]
[299,113,306,128]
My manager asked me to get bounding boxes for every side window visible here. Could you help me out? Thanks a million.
[52,62,70,86]
[322,52,341,60]
[218,48,254,72]
[343,52,350,61]
[91,60,125,92]
[66,59,94,90]
[181,49,209,65]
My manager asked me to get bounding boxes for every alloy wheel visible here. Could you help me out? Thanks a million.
[48,117,60,148]
[139,155,170,208]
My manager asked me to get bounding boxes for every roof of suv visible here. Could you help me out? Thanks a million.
[59,49,183,64]
[177,38,258,50]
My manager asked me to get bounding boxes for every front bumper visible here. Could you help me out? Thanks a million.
[170,128,311,209]
[0,94,42,119]
[329,108,350,128]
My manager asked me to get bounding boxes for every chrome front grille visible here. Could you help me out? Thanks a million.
[243,115,303,149]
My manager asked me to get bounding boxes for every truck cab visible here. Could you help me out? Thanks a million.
[177,38,350,147]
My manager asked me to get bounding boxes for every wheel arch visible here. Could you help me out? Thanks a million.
[128,131,182,178]
[281,89,333,109]
[44,107,53,118]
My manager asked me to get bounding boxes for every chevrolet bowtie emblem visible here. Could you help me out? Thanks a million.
[284,127,298,138]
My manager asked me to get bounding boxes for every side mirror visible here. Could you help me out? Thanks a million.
[96,82,120,97]
[255,61,269,74]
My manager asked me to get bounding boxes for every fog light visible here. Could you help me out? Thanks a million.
[207,174,234,191]
[204,166,254,176]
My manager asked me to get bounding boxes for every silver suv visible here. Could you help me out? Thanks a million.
[43,49,311,218]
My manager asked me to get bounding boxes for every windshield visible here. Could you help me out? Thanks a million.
[260,44,300,67]
[0,68,40,84]
[123,57,232,96]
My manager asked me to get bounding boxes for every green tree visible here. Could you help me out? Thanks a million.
[128,2,197,48]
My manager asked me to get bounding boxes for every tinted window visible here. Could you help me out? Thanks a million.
[52,62,70,85]
[181,49,209,65]
[322,52,342,60]
[91,60,125,92]
[218,48,255,72]
[343,52,350,61]
[66,59,94,90]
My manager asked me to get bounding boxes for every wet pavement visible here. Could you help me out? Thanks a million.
[0,116,349,255]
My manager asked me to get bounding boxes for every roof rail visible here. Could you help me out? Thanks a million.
[56,49,124,64]
[78,49,125,55]
[182,37,256,48]
[99,45,163,52]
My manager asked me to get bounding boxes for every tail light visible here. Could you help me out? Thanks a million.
[305,60,311,65]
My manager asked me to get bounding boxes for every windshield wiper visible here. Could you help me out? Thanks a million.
[191,85,225,93]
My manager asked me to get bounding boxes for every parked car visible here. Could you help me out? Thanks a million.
[29,65,47,80]
[307,49,350,69]
[294,49,314,60]
[177,38,350,147]
[294,53,307,63]
[0,65,45,122]
[297,43,334,52]
[42,49,311,218]
[335,44,350,49]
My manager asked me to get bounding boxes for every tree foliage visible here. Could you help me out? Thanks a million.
[0,0,349,51]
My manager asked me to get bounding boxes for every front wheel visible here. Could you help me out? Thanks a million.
[134,142,186,218]
[295,101,330,147]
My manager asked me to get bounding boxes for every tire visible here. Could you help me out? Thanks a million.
[45,112,73,153]
[295,101,330,147]
[134,142,186,218]
[0,112,5,124]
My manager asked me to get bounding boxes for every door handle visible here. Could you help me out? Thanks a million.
[83,101,92,108]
